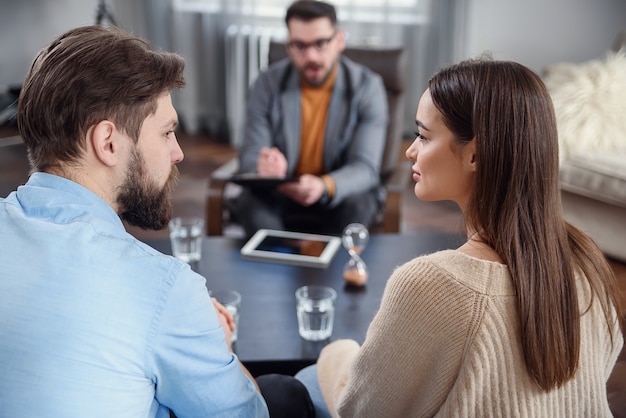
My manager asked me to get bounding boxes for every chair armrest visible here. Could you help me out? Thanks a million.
[206,158,240,235]
[211,158,239,180]
[381,161,411,233]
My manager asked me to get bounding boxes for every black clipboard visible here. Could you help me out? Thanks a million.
[229,173,299,188]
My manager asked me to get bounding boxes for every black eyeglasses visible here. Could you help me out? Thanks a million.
[286,32,337,55]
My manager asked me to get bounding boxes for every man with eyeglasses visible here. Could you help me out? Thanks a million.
[232,0,388,237]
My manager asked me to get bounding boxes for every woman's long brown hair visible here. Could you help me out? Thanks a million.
[429,58,622,390]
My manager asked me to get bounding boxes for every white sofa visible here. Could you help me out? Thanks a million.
[543,32,626,262]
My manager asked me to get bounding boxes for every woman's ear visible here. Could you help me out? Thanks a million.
[89,120,119,167]
[466,138,477,172]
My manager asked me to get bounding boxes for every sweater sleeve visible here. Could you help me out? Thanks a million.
[318,255,488,417]
[317,339,360,417]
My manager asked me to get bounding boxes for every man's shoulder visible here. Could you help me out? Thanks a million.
[340,55,379,76]
[339,55,384,89]
[101,231,180,269]
[257,58,293,85]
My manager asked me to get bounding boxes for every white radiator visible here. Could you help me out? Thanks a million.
[224,25,287,148]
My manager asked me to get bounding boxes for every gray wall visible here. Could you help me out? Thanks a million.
[0,0,93,86]
[0,0,146,87]
[461,0,626,72]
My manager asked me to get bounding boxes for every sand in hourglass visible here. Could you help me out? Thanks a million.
[342,224,370,286]
[343,244,368,286]
[343,266,368,286]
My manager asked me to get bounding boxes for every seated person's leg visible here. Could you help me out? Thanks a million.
[285,189,381,236]
[234,188,381,237]
[284,207,328,235]
[257,373,315,418]
[231,188,285,237]
[295,365,332,418]
[326,189,381,233]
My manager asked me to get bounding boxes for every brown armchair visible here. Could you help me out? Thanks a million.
[207,43,409,236]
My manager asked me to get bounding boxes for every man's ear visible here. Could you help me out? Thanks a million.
[89,120,119,167]
[336,29,346,52]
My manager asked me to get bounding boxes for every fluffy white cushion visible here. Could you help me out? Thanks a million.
[543,52,626,160]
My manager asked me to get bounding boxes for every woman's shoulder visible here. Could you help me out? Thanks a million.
[393,250,514,296]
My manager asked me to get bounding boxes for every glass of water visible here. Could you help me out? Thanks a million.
[168,216,204,263]
[295,285,337,341]
[210,289,242,343]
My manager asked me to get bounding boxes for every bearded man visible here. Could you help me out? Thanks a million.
[0,25,273,418]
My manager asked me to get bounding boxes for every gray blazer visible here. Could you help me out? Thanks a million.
[238,55,388,207]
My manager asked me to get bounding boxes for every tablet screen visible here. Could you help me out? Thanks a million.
[256,236,327,257]
[240,229,341,268]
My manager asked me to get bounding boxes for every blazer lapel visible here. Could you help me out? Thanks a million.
[280,70,301,176]
[324,61,348,171]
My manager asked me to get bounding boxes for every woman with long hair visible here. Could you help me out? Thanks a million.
[296,58,623,417]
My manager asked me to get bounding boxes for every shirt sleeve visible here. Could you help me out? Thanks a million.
[147,266,268,417]
[318,257,486,417]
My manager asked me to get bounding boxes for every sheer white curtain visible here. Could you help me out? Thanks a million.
[172,0,429,21]
[171,0,429,46]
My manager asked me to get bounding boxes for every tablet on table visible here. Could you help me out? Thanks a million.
[240,229,341,268]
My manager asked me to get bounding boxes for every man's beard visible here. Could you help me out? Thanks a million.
[117,147,179,230]
[300,61,332,87]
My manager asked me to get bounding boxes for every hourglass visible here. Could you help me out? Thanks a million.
[342,223,370,286]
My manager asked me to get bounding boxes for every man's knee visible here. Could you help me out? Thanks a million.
[332,191,381,229]
[231,189,285,235]
[257,373,315,418]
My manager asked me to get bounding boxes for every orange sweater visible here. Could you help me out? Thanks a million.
[297,67,337,197]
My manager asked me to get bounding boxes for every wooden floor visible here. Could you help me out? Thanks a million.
[2,129,625,415]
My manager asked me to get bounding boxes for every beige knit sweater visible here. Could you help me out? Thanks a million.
[317,250,623,417]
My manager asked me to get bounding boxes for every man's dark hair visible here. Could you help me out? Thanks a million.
[18,25,185,172]
[285,0,337,26]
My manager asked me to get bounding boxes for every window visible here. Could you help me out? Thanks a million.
[172,0,430,25]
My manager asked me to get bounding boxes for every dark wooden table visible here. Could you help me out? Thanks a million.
[146,230,464,375]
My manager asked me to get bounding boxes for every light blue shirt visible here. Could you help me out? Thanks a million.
[0,173,268,418]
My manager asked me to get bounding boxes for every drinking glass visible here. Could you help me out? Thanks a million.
[210,289,242,343]
[295,285,337,341]
[168,216,204,263]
